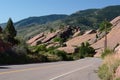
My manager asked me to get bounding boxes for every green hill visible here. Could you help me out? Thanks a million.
[15,14,68,29]
[1,5,120,40]
[63,5,120,30]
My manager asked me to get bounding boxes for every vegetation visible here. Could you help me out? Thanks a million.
[31,45,74,61]
[101,48,113,59]
[4,18,17,38]
[1,5,120,65]
[99,20,112,32]
[77,42,95,58]
[98,54,120,80]
[3,5,119,40]
[53,37,64,46]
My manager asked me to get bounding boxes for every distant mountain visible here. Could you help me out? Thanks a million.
[0,14,68,28]
[15,14,68,28]
[63,5,120,30]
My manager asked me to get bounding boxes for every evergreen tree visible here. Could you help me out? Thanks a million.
[99,20,112,50]
[99,20,112,32]
[4,18,16,38]
[0,26,2,33]
[3,18,18,44]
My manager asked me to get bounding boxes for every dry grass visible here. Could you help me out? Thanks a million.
[98,53,120,80]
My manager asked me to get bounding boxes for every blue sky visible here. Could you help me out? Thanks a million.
[0,0,120,23]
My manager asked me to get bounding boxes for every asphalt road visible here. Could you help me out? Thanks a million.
[0,58,102,80]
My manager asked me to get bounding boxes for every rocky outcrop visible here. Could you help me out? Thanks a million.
[42,30,60,43]
[57,26,73,40]
[31,36,45,46]
[72,30,80,37]
[66,33,96,47]
[27,26,79,46]
[84,30,96,35]
[57,31,96,54]
[92,16,120,57]
[27,33,44,44]
[110,16,120,27]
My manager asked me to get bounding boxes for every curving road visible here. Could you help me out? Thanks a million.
[0,58,102,80]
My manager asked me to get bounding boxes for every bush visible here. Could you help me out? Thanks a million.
[42,53,61,62]
[27,54,48,63]
[49,50,68,60]
[101,48,113,59]
[53,37,64,46]
[77,42,95,58]
[0,51,28,64]
[33,44,47,53]
[98,54,120,80]
[0,41,30,64]
[98,64,112,80]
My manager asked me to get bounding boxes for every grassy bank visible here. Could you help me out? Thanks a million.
[98,51,120,80]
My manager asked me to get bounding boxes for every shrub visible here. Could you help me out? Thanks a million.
[49,50,68,61]
[27,54,48,63]
[101,48,113,59]
[0,51,28,64]
[98,54,120,80]
[53,37,64,46]
[98,64,113,80]
[77,42,95,58]
[0,40,30,64]
[43,53,61,62]
[33,44,47,53]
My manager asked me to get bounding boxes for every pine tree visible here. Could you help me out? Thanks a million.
[99,20,112,50]
[4,18,16,38]
[0,26,2,33]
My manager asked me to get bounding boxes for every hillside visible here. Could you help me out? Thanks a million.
[15,14,68,29]
[63,5,120,30]
[0,5,120,40]
[21,5,120,39]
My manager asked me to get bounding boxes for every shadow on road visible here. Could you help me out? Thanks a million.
[0,67,10,69]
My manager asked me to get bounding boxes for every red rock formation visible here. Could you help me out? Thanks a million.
[42,30,61,43]
[27,33,44,44]
[92,16,120,57]
[66,33,96,47]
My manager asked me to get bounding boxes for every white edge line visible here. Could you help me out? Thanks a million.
[49,64,93,80]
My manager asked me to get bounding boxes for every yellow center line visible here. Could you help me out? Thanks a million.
[0,63,66,75]
[0,59,90,75]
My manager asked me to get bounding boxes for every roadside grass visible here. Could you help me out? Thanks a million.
[98,53,120,80]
